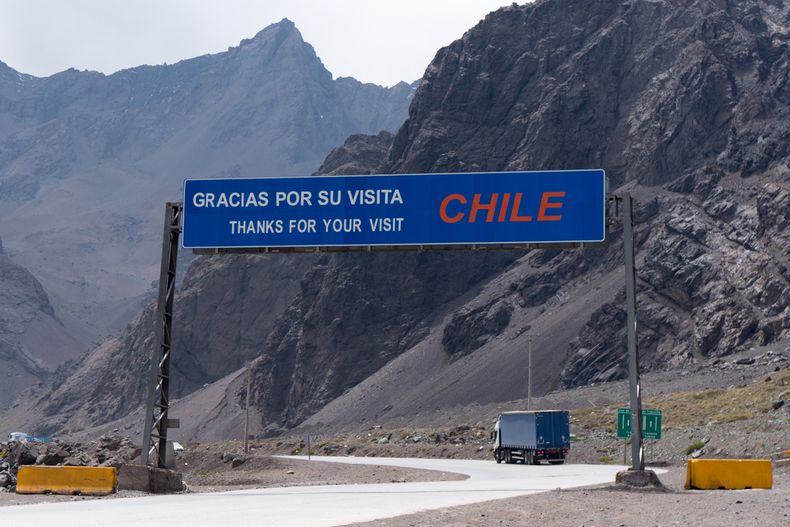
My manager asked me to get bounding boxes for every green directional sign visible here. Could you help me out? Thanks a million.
[616,408,662,440]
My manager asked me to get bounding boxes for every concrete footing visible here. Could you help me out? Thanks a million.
[615,469,664,489]
[117,465,185,493]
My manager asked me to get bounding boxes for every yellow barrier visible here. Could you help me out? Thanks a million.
[685,459,772,490]
[17,466,117,495]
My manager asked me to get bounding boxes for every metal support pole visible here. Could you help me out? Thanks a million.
[623,193,644,471]
[527,336,533,411]
[141,202,182,468]
[244,364,251,454]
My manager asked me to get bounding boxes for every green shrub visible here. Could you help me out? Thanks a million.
[685,441,706,455]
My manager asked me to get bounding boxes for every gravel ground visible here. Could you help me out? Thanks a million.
[346,465,790,527]
[0,489,149,507]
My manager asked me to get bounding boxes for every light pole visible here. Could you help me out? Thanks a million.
[623,193,644,471]
[244,363,251,454]
[527,336,533,411]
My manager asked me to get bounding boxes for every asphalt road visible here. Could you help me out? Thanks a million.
[2,456,627,527]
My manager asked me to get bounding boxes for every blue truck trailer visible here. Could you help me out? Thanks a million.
[492,410,570,464]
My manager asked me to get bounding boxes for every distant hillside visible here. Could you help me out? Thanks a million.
[0,19,415,349]
[0,236,82,408]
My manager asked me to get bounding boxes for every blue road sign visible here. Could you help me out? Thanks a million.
[182,170,606,249]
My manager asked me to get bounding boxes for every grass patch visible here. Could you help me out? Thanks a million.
[599,454,617,464]
[572,368,790,431]
[685,441,706,455]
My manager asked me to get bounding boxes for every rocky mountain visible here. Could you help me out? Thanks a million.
[0,19,415,349]
[261,0,790,432]
[0,236,82,409]
[5,0,790,439]
[0,254,315,434]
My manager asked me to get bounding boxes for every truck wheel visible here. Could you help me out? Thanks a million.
[505,450,512,464]
[495,451,502,464]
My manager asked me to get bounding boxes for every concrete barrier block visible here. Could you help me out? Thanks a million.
[16,466,116,495]
[117,464,185,493]
[685,459,772,490]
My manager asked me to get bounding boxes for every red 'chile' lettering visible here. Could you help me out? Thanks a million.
[469,193,499,223]
[537,192,565,221]
[439,193,467,223]
[509,193,532,222]
[438,191,565,223]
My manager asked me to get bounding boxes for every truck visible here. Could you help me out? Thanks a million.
[491,410,570,465]
[7,432,52,443]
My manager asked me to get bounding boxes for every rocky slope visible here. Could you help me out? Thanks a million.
[5,253,315,434]
[286,0,790,429]
[301,0,790,424]
[0,237,82,409]
[0,19,415,346]
[6,0,790,439]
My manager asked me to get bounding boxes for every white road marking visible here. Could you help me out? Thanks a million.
[2,456,632,527]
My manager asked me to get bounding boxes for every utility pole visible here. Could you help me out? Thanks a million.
[623,193,644,471]
[527,336,533,411]
[244,363,251,454]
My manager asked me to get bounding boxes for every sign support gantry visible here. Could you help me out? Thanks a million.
[139,173,646,477]
[141,202,182,468]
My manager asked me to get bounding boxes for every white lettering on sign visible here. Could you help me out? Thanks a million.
[193,189,405,209]
[317,190,342,206]
[369,218,404,232]
[323,218,362,233]
[276,191,313,207]
[229,220,283,234]
[288,219,317,233]
[193,192,269,208]
[347,189,403,205]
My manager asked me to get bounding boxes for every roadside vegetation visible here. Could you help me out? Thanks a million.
[571,368,790,431]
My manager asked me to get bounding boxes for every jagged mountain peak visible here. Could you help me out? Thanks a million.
[248,17,299,40]
[0,11,415,421]
[387,0,790,184]
[235,18,314,60]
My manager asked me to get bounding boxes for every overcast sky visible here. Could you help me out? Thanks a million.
[0,0,515,87]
